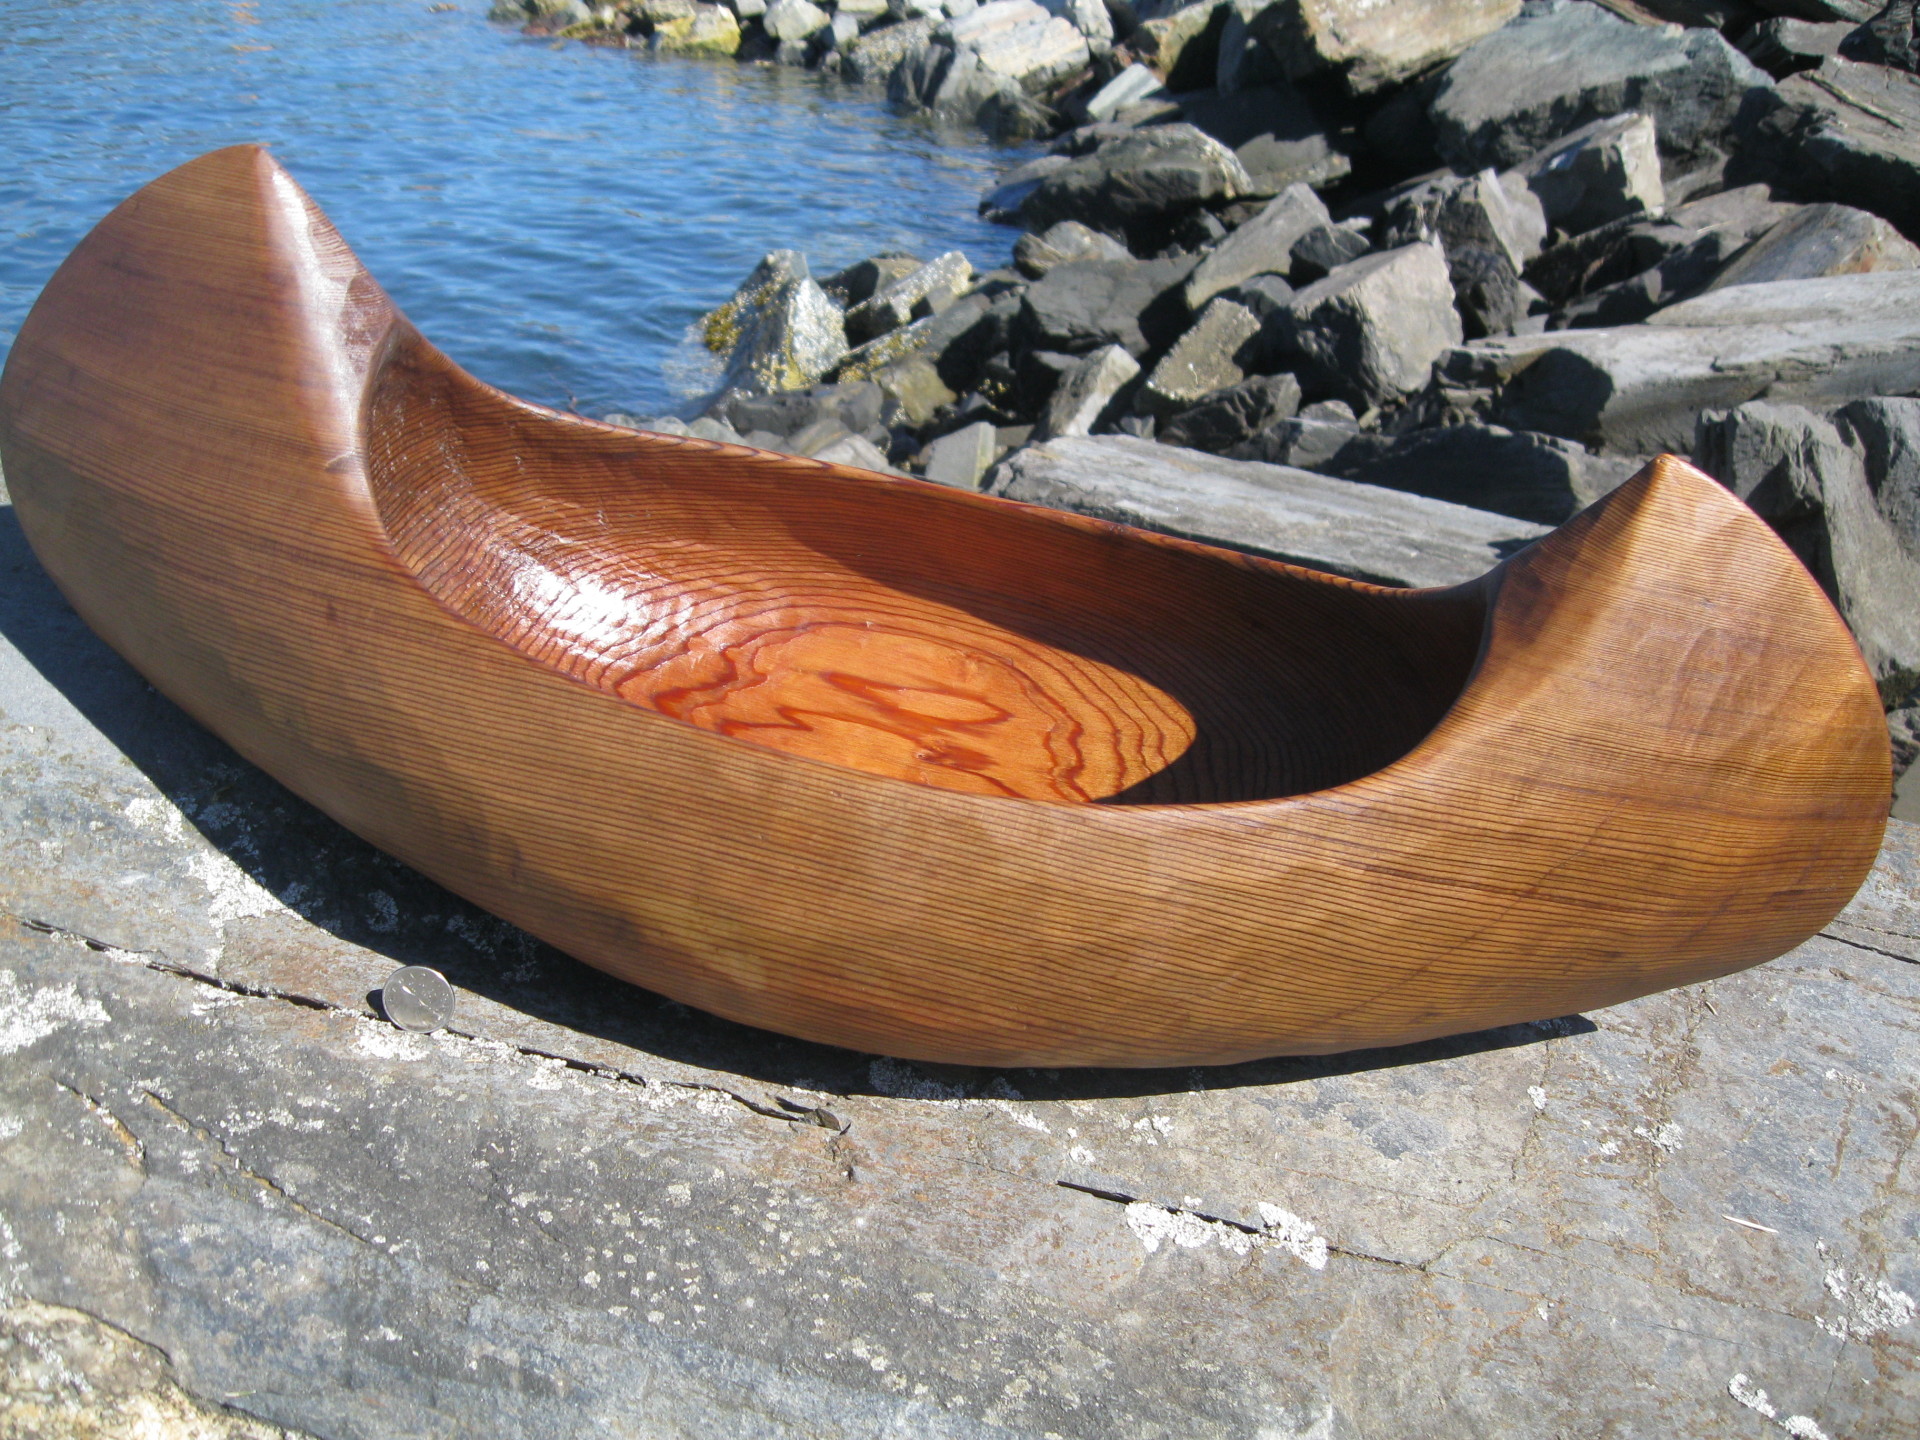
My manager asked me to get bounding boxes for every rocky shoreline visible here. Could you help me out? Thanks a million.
[498,0,1920,798]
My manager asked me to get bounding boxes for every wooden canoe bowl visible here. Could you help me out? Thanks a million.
[0,147,1892,1067]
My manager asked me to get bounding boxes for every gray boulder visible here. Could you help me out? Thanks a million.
[1288,222,1371,282]
[1510,113,1666,236]
[1667,181,1802,240]
[1735,55,1920,239]
[1158,372,1302,452]
[1013,220,1131,277]
[988,434,1549,586]
[811,431,900,472]
[821,251,922,306]
[1525,213,1718,307]
[1431,0,1772,176]
[1266,242,1464,409]
[1322,421,1644,524]
[941,0,1091,89]
[1451,269,1920,453]
[843,250,974,344]
[762,0,830,40]
[1838,394,1920,553]
[1181,83,1355,194]
[921,418,1001,488]
[1045,0,1112,47]
[1136,298,1265,416]
[1837,0,1920,69]
[718,377,887,444]
[1740,16,1855,75]
[1129,1,1232,92]
[842,15,937,81]
[1252,0,1523,96]
[901,45,1057,136]
[1018,253,1199,357]
[1183,182,1330,310]
[1033,344,1141,439]
[1705,201,1920,290]
[978,152,1072,220]
[1694,400,1920,702]
[1381,170,1544,273]
[1218,272,1297,319]
[1378,169,1545,336]
[833,288,1007,396]
[701,251,849,393]
[1019,124,1255,238]
[1228,398,1362,469]
[1550,226,1747,329]
[1081,62,1168,121]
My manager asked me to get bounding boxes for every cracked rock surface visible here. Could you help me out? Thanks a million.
[1,476,1917,1436]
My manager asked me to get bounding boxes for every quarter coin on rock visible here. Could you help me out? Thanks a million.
[381,965,455,1033]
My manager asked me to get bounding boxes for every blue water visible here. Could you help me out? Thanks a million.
[0,0,1032,416]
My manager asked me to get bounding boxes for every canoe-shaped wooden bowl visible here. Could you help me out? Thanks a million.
[0,147,1892,1066]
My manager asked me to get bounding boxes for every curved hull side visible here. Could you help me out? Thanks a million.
[0,147,1891,1066]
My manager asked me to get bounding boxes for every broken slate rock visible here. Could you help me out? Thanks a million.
[843,251,975,345]
[1694,399,1920,701]
[1158,372,1302,453]
[1082,61,1169,121]
[979,154,1071,224]
[1227,403,1363,469]
[1178,83,1355,194]
[1667,181,1802,242]
[944,2,1092,91]
[1431,0,1772,175]
[1253,0,1522,96]
[1455,269,1920,453]
[1838,0,1920,69]
[1019,123,1255,239]
[1524,213,1706,307]
[1323,421,1643,524]
[1838,394,1920,554]
[1013,219,1132,278]
[1510,113,1666,236]
[810,431,900,473]
[1018,253,1199,357]
[1288,223,1371,283]
[1705,201,1920,290]
[1553,226,1748,329]
[1184,181,1330,310]
[1266,242,1464,409]
[702,251,849,393]
[1217,272,1297,319]
[761,0,830,41]
[841,13,936,81]
[1735,55,1920,240]
[1137,298,1265,417]
[1380,169,1543,276]
[1130,0,1230,92]
[1741,16,1855,76]
[1032,343,1140,440]
[821,251,922,307]
[921,418,1001,489]
[988,433,1549,585]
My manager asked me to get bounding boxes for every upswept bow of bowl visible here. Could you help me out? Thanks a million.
[0,147,1890,1066]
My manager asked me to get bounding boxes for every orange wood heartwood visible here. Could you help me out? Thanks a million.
[0,147,1892,1066]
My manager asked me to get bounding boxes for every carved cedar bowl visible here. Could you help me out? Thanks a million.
[0,147,1891,1066]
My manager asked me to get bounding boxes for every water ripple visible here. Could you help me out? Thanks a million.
[0,0,1033,416]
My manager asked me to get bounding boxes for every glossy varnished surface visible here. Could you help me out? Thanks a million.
[0,147,1894,1065]
[369,330,1486,804]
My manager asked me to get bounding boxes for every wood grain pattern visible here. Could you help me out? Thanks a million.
[0,146,1893,1066]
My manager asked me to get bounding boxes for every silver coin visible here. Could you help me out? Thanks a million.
[381,965,455,1033]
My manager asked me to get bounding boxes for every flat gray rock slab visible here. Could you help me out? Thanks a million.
[1452,270,1920,452]
[989,433,1548,587]
[1,487,1917,1438]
